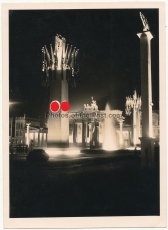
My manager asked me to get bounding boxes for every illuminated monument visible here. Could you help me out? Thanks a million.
[137,12,155,168]
[41,34,79,147]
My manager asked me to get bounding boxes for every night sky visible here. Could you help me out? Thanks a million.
[9,9,159,125]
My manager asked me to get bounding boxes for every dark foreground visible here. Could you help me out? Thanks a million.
[10,150,159,217]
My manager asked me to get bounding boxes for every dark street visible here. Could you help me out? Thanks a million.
[10,150,160,217]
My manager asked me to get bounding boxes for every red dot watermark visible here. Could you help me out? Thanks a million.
[50,100,60,113]
[61,101,70,112]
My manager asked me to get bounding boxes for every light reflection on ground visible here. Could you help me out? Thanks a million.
[126,146,141,150]
[44,147,82,158]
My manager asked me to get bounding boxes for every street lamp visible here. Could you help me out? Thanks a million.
[125,90,141,147]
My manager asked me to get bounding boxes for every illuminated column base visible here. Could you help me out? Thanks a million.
[47,70,69,148]
[139,137,155,169]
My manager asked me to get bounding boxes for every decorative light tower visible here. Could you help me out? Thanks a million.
[137,12,155,168]
[42,34,79,148]
[125,90,141,147]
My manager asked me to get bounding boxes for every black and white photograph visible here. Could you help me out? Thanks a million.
[2,2,166,228]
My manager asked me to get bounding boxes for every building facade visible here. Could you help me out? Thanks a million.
[67,109,131,149]
[9,109,159,150]
[11,115,40,145]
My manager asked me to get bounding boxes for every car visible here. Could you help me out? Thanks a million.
[26,149,49,162]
